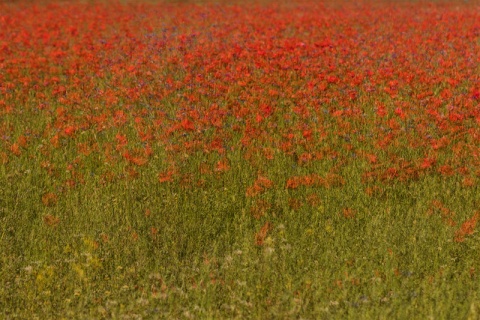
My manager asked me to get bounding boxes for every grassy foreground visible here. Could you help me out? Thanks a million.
[1,0,480,318]
[2,156,480,319]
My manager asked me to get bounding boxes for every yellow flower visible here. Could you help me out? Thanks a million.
[72,263,86,281]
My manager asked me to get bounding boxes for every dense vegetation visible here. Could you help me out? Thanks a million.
[1,0,479,318]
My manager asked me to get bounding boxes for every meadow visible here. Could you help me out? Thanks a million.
[1,0,479,318]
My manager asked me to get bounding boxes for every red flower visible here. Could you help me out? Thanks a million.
[455,213,479,243]
[181,118,195,131]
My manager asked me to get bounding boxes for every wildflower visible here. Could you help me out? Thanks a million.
[64,125,76,136]
[10,143,21,156]
[42,193,58,207]
[420,157,436,170]
[180,118,195,131]
[214,159,230,172]
[250,200,271,219]
[455,213,479,243]
[462,177,475,187]
[342,208,356,219]
[255,221,272,246]
[246,175,273,197]
[43,214,60,227]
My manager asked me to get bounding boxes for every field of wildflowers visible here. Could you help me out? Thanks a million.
[1,0,479,318]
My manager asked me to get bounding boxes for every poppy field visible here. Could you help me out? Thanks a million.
[1,0,480,318]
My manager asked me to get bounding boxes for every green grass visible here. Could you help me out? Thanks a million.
[1,147,480,319]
